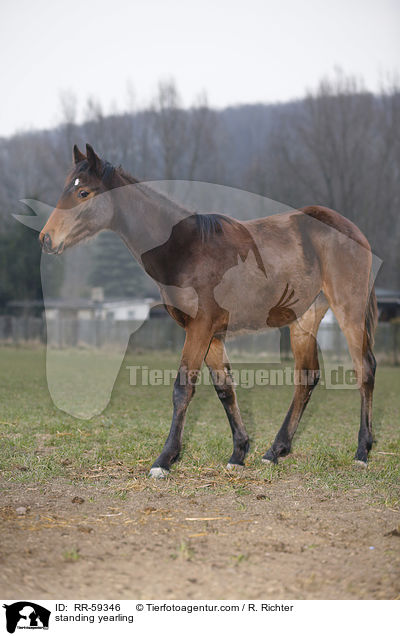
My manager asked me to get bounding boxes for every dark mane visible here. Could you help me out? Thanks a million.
[194,213,267,276]
[112,167,192,219]
[114,165,251,246]
[115,166,140,184]
[194,213,238,242]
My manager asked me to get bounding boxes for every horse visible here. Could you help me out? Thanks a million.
[39,143,377,478]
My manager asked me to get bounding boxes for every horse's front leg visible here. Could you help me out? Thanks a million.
[205,337,249,469]
[149,319,212,478]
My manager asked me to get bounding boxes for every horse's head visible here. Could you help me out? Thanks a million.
[39,144,115,254]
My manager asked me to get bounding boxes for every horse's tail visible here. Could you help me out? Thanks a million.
[365,286,378,350]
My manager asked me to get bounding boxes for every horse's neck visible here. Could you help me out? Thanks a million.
[111,180,190,264]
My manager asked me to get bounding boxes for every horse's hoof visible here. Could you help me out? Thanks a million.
[262,449,279,465]
[262,454,279,465]
[226,463,244,470]
[354,459,368,469]
[149,467,169,479]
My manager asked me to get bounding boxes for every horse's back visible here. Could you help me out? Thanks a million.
[245,204,371,252]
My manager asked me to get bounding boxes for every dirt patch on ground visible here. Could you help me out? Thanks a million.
[0,470,399,600]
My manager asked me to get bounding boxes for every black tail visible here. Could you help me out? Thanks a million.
[365,286,378,350]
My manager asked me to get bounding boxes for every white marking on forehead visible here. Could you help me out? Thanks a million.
[74,178,80,186]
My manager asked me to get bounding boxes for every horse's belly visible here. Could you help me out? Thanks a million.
[213,270,321,333]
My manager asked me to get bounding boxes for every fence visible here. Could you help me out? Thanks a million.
[0,314,398,364]
[0,315,45,343]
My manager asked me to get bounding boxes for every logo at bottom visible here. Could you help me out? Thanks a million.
[2,602,51,633]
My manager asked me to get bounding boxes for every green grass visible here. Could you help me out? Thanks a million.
[0,347,399,508]
[62,548,81,562]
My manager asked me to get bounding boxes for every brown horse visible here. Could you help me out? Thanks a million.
[39,144,377,477]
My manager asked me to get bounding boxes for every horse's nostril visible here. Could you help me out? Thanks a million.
[40,232,53,251]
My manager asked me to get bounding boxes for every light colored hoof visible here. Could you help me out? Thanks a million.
[226,463,244,470]
[354,460,368,469]
[149,467,169,479]
[262,458,275,465]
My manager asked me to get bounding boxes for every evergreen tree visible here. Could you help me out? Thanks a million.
[89,232,158,298]
[0,223,64,312]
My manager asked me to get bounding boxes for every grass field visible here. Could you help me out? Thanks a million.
[0,347,399,506]
[1,347,399,599]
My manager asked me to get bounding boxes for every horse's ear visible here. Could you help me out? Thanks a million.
[73,144,86,164]
[86,143,102,174]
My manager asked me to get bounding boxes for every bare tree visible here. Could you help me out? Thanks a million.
[0,73,398,288]
[151,80,187,180]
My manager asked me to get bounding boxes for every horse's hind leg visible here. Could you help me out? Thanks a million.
[355,340,376,466]
[263,293,329,464]
[205,337,250,468]
[327,291,377,466]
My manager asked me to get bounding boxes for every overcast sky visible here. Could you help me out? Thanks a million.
[1,0,399,137]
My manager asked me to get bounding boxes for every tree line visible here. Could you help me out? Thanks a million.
[0,70,399,309]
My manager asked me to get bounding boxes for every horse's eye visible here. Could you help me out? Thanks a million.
[79,190,89,198]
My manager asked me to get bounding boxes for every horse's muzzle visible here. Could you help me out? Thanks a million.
[40,232,64,254]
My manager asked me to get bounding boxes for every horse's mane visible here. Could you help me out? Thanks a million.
[115,166,140,185]
[115,167,192,219]
[194,213,239,243]
[115,167,239,243]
